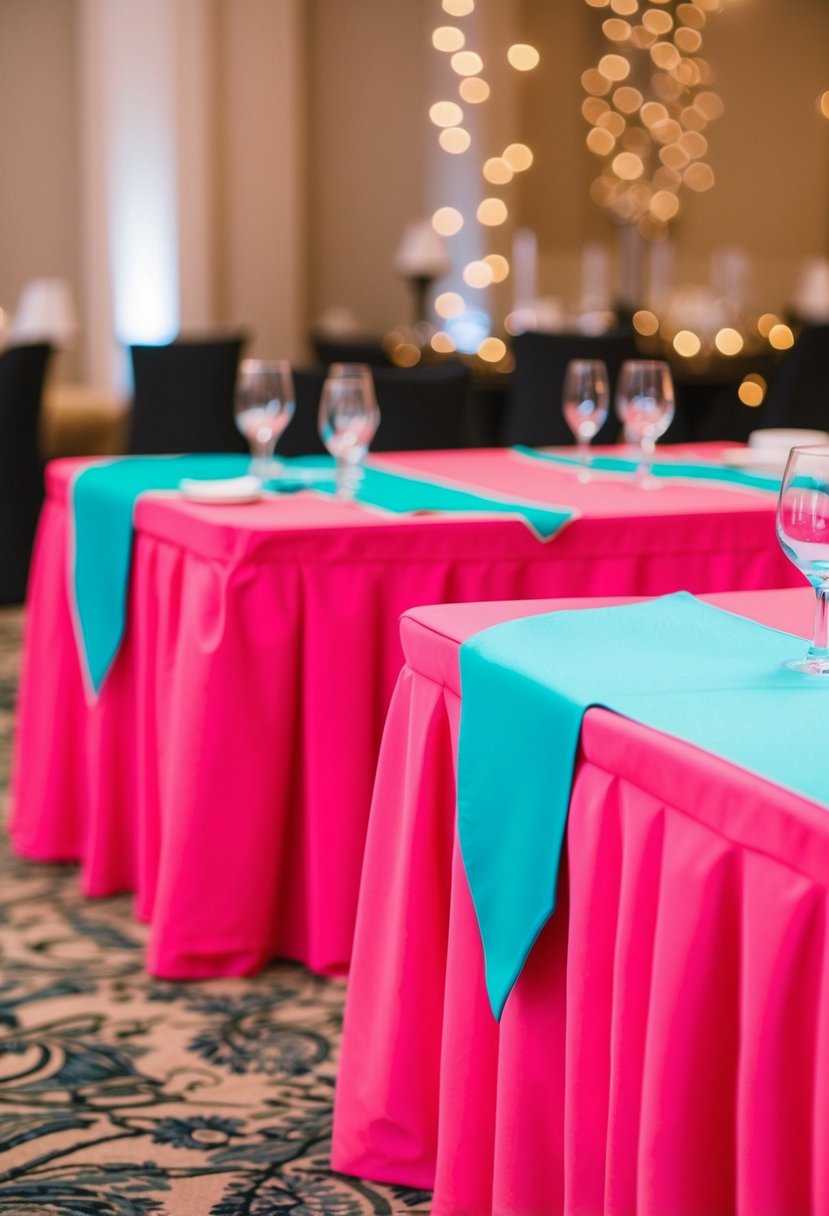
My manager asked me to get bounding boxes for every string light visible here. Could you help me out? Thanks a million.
[427,18,536,359]
[582,0,724,236]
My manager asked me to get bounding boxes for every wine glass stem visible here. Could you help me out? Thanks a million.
[250,448,270,483]
[637,436,655,481]
[576,440,591,481]
[810,584,829,658]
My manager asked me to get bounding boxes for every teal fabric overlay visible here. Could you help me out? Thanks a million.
[72,454,573,694]
[513,444,782,494]
[72,454,251,692]
[279,456,572,540]
[457,593,826,1019]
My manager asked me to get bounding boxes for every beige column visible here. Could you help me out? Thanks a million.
[213,0,306,362]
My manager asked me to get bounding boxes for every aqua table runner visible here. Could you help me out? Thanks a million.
[458,594,829,1019]
[513,445,782,494]
[70,454,574,694]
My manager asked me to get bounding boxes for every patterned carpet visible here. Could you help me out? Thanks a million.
[0,607,431,1215]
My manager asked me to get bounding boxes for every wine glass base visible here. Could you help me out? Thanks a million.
[782,655,829,676]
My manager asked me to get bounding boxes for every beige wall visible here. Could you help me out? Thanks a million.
[1,0,828,382]
[0,0,81,374]
[306,0,430,336]
[214,0,307,361]
[519,0,829,310]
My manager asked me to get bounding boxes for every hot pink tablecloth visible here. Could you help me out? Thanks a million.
[331,586,829,1216]
[10,449,799,980]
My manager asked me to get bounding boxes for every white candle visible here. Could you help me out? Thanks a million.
[512,228,538,311]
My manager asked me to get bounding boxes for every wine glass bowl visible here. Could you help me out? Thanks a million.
[318,363,380,496]
[562,359,609,479]
[776,444,829,674]
[234,359,295,482]
[614,359,675,485]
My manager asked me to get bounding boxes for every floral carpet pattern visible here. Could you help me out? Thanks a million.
[0,608,431,1215]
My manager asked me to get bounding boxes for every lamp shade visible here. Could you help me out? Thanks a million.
[10,277,79,347]
[394,223,451,280]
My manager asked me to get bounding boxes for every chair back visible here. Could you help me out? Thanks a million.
[759,324,829,430]
[501,329,639,446]
[310,333,392,368]
[371,364,471,451]
[278,363,472,457]
[127,335,247,454]
[0,342,51,602]
[276,367,328,458]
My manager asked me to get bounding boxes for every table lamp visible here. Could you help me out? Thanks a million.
[394,223,451,325]
[10,277,79,348]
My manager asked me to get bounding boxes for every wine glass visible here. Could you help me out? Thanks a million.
[776,444,829,674]
[318,363,380,497]
[562,359,609,480]
[614,359,675,486]
[234,359,295,482]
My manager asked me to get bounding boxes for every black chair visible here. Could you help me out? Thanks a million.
[501,329,639,447]
[127,334,247,454]
[276,368,327,457]
[371,364,471,451]
[0,343,52,603]
[277,363,473,457]
[310,333,392,369]
[758,324,829,431]
[672,353,779,443]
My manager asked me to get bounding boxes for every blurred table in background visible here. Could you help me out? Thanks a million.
[11,446,797,982]
[332,587,827,1216]
[42,383,128,457]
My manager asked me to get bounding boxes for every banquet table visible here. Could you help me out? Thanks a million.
[331,585,829,1216]
[10,447,799,981]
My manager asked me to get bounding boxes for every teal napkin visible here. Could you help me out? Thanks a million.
[458,594,827,1018]
[71,454,573,694]
[513,445,782,494]
[72,454,251,692]
[281,456,572,541]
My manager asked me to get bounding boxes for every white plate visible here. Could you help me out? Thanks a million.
[748,428,829,451]
[721,448,790,472]
[179,475,262,503]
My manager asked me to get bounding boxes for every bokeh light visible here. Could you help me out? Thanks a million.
[483,254,510,283]
[614,85,643,113]
[439,127,472,153]
[768,324,795,350]
[673,329,702,357]
[432,206,464,236]
[503,143,534,171]
[435,291,466,319]
[463,260,494,288]
[477,197,508,226]
[483,157,514,184]
[451,50,484,76]
[738,374,767,407]
[588,127,617,155]
[392,342,421,368]
[429,101,464,128]
[442,0,474,14]
[431,330,457,353]
[432,26,465,52]
[633,309,660,336]
[478,337,507,363]
[507,44,540,71]
[612,151,644,179]
[459,76,490,103]
[714,327,744,356]
[599,53,631,81]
